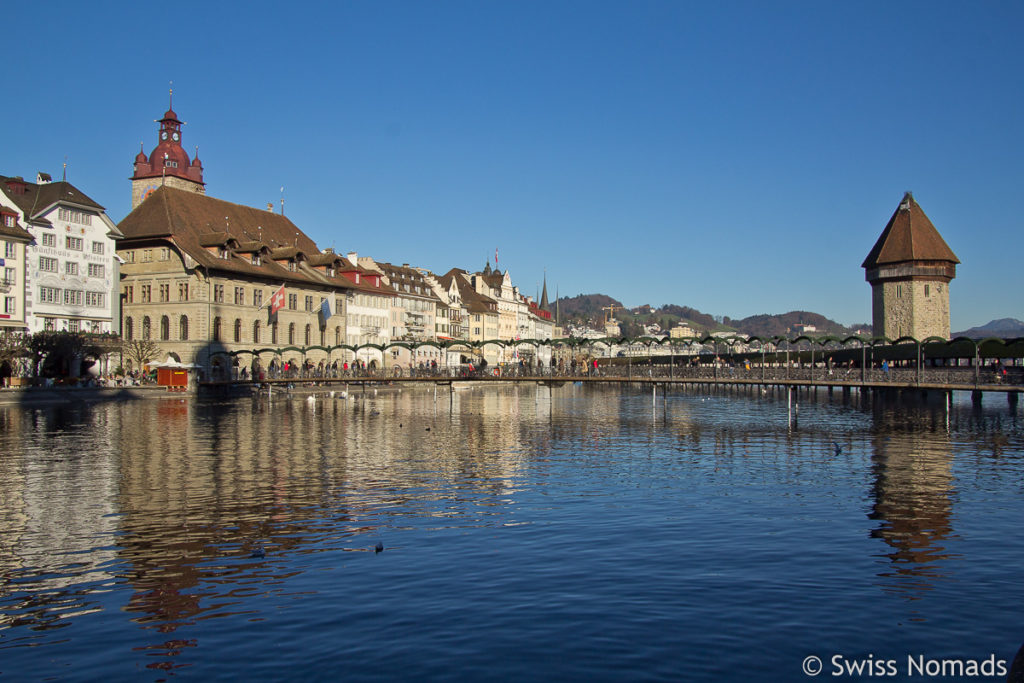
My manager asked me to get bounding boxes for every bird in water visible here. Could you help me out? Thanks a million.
[375,541,384,554]
[832,441,843,456]
[251,544,266,559]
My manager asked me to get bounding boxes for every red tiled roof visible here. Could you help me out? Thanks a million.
[117,186,368,291]
[862,193,959,269]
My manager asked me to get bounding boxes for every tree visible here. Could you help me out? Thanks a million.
[123,339,161,373]
[26,331,88,377]
[0,332,30,377]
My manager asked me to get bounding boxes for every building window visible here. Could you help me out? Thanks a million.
[39,286,60,304]
[288,293,297,310]
[39,232,55,248]
[214,284,224,303]
[86,291,104,308]
[88,263,104,278]
[65,261,78,276]
[288,323,295,345]
[3,296,14,315]
[304,324,311,346]
[92,241,105,255]
[305,295,314,312]
[3,267,14,286]
[2,216,12,228]
[142,316,151,340]
[142,249,153,263]
[161,315,170,341]
[66,236,84,251]
[63,289,83,306]
[252,254,262,266]
[335,326,341,345]
[178,282,189,301]
[271,321,278,344]
[44,318,55,331]
[125,317,133,340]
[234,318,242,343]
[68,319,80,333]
[924,285,930,297]
[40,256,58,273]
[253,320,260,344]
[253,289,263,308]
[159,284,170,302]
[896,285,902,298]
[179,315,189,340]
[141,284,152,302]
[234,287,245,305]
[124,285,133,303]
[320,326,325,346]
[58,207,90,225]
[3,242,14,259]
[213,317,222,342]
[159,247,170,261]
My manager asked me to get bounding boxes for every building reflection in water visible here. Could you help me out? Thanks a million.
[0,401,120,631]
[866,395,956,601]
[107,387,546,668]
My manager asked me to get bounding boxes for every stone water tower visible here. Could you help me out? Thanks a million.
[862,192,959,340]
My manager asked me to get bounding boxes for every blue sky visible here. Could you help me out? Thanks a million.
[5,1,1022,329]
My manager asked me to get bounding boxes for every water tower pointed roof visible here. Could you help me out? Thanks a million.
[862,192,959,269]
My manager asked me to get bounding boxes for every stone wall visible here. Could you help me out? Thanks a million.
[120,245,347,374]
[873,279,951,340]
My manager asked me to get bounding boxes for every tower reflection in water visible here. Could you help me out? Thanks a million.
[867,394,956,601]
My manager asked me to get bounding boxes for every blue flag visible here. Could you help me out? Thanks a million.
[318,298,332,327]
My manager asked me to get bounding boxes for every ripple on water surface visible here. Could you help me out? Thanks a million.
[0,385,1022,680]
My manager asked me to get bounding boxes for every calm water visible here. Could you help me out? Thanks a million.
[0,384,1022,681]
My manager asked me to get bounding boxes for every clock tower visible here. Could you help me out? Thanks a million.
[131,90,206,208]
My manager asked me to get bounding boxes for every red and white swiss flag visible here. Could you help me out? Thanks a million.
[270,284,286,315]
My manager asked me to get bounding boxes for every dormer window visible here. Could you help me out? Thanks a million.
[328,267,335,277]
[219,247,229,259]
[288,261,297,272]
[354,273,360,284]
[252,254,262,266]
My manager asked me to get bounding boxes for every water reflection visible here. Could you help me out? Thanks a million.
[0,385,1021,679]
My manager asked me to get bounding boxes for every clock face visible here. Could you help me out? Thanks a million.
[172,132,179,141]
[161,132,167,140]
[141,184,159,202]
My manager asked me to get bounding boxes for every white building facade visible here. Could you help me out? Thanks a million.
[0,174,121,335]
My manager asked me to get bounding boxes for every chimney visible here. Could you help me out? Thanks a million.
[266,202,274,212]
[347,251,358,264]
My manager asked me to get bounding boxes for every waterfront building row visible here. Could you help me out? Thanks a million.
[0,99,555,377]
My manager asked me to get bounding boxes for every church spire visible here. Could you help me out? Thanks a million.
[540,270,549,310]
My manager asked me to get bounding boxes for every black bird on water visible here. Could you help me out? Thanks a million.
[375,542,384,554]
[832,442,843,456]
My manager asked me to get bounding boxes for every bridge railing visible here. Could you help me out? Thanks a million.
[586,364,1022,387]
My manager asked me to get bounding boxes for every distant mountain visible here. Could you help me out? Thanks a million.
[726,311,858,338]
[553,296,859,338]
[557,294,624,322]
[953,318,1024,339]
